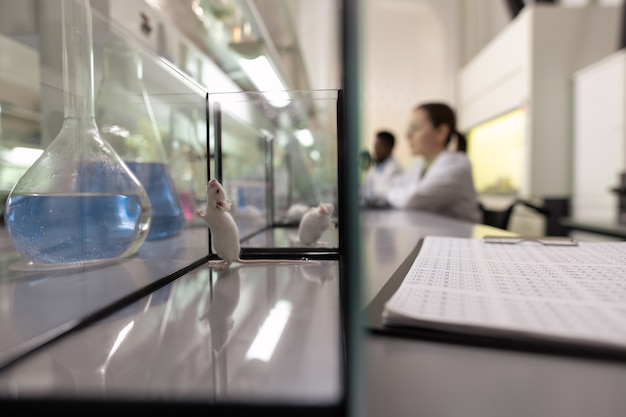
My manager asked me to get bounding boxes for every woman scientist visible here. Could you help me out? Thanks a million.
[384,102,482,223]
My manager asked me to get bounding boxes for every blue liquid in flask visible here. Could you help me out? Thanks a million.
[125,161,185,240]
[5,192,146,264]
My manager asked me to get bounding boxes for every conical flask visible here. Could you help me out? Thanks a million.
[95,43,185,240]
[4,0,152,268]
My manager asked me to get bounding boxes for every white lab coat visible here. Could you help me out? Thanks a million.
[362,156,403,206]
[385,150,482,223]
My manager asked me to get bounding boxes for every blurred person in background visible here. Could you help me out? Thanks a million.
[384,102,481,222]
[361,129,403,207]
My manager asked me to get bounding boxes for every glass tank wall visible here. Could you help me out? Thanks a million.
[0,0,344,268]
[207,90,340,252]
[0,2,348,415]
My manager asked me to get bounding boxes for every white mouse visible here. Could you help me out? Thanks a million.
[195,178,316,270]
[284,203,310,223]
[297,203,335,245]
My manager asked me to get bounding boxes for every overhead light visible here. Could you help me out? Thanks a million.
[242,21,252,38]
[191,0,204,16]
[245,300,293,362]
[276,131,289,147]
[4,147,44,166]
[232,26,241,43]
[238,55,290,108]
[295,129,314,147]
[231,21,252,44]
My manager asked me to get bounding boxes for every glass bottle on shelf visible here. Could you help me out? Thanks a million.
[4,0,152,268]
[95,43,184,240]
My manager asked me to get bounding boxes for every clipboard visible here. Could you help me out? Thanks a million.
[363,238,626,363]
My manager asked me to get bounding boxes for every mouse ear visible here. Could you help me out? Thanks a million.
[319,205,328,215]
[221,199,232,211]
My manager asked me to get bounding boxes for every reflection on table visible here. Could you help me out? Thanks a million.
[0,262,343,406]
[0,225,209,369]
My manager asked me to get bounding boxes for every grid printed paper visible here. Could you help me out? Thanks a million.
[383,236,626,349]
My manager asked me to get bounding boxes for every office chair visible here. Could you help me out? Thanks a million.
[479,199,550,231]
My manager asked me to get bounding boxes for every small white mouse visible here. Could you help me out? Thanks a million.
[297,203,335,245]
[284,203,310,223]
[195,178,316,270]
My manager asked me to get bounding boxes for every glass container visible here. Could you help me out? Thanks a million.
[167,106,205,222]
[95,43,184,240]
[3,0,152,268]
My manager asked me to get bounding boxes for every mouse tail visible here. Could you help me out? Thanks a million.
[237,259,318,265]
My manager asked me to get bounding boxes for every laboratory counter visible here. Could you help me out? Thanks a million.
[360,209,626,417]
[0,210,625,416]
[559,216,626,240]
[0,221,344,414]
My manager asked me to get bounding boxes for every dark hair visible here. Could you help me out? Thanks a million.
[376,130,395,148]
[416,102,467,152]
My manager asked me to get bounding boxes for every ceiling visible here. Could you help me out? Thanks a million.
[144,0,309,93]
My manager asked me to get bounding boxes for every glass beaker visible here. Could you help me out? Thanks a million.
[4,0,152,268]
[95,43,184,240]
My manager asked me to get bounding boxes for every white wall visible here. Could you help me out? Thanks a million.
[459,0,511,66]
[294,0,341,91]
[573,51,626,221]
[362,0,456,169]
[529,5,621,197]
[359,0,512,169]
[0,33,40,111]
